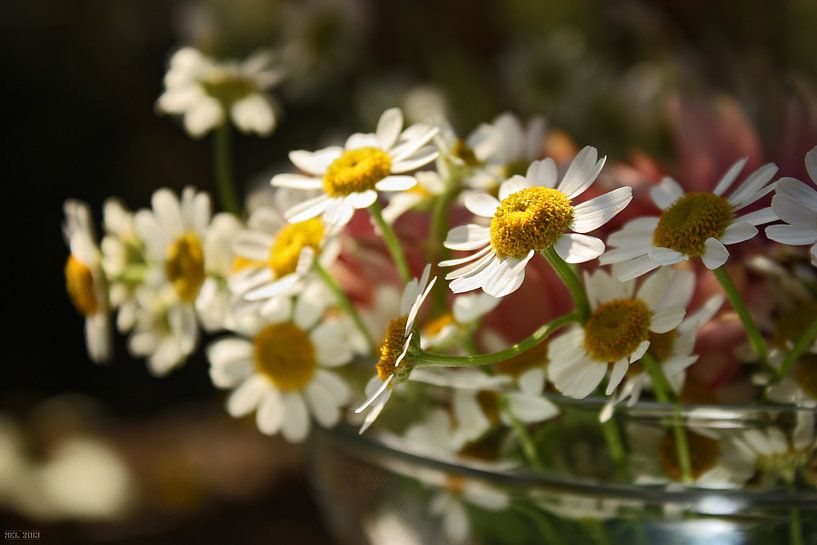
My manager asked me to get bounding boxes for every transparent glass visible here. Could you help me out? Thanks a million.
[307,395,817,545]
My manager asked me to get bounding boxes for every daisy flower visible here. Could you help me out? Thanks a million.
[157,47,283,138]
[601,159,779,280]
[133,187,214,362]
[229,196,339,305]
[63,200,112,363]
[547,268,686,399]
[272,107,438,227]
[195,212,242,331]
[100,199,144,333]
[355,265,436,433]
[420,292,500,350]
[207,281,357,442]
[440,146,632,298]
[628,424,755,489]
[766,146,817,267]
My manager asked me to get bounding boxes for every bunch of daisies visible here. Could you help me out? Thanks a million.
[64,50,817,519]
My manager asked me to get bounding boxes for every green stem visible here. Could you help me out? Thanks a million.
[642,353,693,484]
[314,262,377,354]
[773,314,817,383]
[514,503,563,545]
[601,417,629,481]
[213,123,241,216]
[369,200,411,284]
[504,398,544,471]
[417,312,578,368]
[712,266,768,365]
[788,480,804,545]
[429,169,458,314]
[542,247,591,322]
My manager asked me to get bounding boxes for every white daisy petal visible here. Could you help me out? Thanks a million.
[616,255,661,281]
[285,195,331,223]
[775,178,817,211]
[312,321,355,367]
[444,225,491,250]
[720,221,758,245]
[376,108,403,150]
[766,224,817,245]
[483,252,533,298]
[391,147,439,173]
[445,250,495,280]
[571,187,633,233]
[344,190,378,209]
[281,393,310,442]
[651,306,686,333]
[256,391,285,435]
[557,146,606,199]
[701,237,729,269]
[554,233,605,263]
[648,247,686,265]
[375,175,417,192]
[227,376,267,417]
[526,158,558,189]
[507,393,559,423]
[498,175,532,201]
[728,163,777,208]
[629,340,650,363]
[650,177,684,210]
[271,173,323,189]
[289,147,343,175]
[304,382,341,428]
[740,207,778,226]
[606,359,629,395]
[438,245,492,267]
[323,199,356,225]
[463,191,501,218]
[772,190,817,226]
[712,158,748,196]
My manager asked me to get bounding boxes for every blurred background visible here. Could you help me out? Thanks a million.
[3,0,817,543]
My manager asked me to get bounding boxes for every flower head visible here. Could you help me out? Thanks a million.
[157,47,283,137]
[63,200,112,363]
[208,281,358,442]
[766,146,817,267]
[355,264,436,433]
[547,267,686,399]
[440,146,632,297]
[601,159,779,280]
[272,108,438,227]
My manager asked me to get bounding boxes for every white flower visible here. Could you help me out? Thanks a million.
[601,159,779,280]
[100,199,144,333]
[229,197,339,305]
[440,147,631,298]
[382,170,446,224]
[547,267,686,399]
[132,187,215,368]
[272,107,438,227]
[766,146,817,267]
[355,265,436,433]
[157,47,283,137]
[628,424,755,489]
[420,292,500,350]
[63,200,111,364]
[196,212,242,331]
[207,281,357,442]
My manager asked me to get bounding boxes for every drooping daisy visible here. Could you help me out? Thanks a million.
[628,424,756,489]
[133,187,214,363]
[63,200,112,363]
[207,281,357,442]
[547,268,686,399]
[766,147,817,267]
[157,47,283,137]
[440,147,632,298]
[355,265,436,433]
[100,199,144,334]
[229,198,339,305]
[272,108,438,227]
[601,159,779,280]
[420,292,500,350]
[600,272,724,420]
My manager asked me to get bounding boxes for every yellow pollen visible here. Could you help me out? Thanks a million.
[65,255,98,316]
[653,192,733,257]
[495,342,548,377]
[164,232,206,303]
[489,187,574,259]
[584,299,651,363]
[794,354,817,399]
[423,313,456,338]
[376,316,409,382]
[253,322,316,391]
[268,218,325,277]
[659,430,720,481]
[323,147,392,197]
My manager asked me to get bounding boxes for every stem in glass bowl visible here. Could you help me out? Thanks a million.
[642,353,693,484]
[542,247,591,322]
[712,266,768,365]
[212,123,241,216]
[416,312,578,368]
[369,199,411,284]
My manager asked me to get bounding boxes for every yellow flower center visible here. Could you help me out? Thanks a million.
[268,218,325,277]
[423,313,456,338]
[253,322,316,391]
[794,354,817,399]
[445,474,466,497]
[659,430,720,481]
[451,139,479,166]
[376,316,409,382]
[323,147,392,197]
[584,299,651,363]
[65,255,98,316]
[490,187,574,259]
[164,232,206,303]
[201,73,257,106]
[653,192,733,257]
[495,341,549,377]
